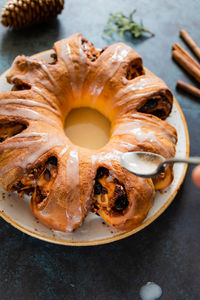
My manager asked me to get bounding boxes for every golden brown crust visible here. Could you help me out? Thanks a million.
[0,33,177,232]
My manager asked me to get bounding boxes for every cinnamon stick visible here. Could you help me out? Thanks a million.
[176,80,200,98]
[172,49,200,82]
[180,29,200,60]
[172,43,200,69]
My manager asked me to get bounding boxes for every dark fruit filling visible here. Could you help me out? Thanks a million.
[114,194,129,212]
[138,96,170,119]
[81,38,102,62]
[13,181,25,191]
[50,53,57,65]
[152,109,166,119]
[93,167,129,214]
[113,184,129,212]
[0,122,27,143]
[140,98,158,111]
[96,167,109,179]
[11,157,58,207]
[126,63,144,80]
[94,167,109,195]
[12,83,31,91]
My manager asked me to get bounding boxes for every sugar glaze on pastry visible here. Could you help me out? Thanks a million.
[0,33,177,232]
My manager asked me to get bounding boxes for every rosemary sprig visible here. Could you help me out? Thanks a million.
[103,9,155,39]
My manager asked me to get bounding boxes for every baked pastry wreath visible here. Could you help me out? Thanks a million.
[0,33,177,232]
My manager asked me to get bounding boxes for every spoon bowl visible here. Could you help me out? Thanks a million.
[120,152,165,178]
[121,152,200,178]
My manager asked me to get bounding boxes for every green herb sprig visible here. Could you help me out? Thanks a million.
[103,9,155,39]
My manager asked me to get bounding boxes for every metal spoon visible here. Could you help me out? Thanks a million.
[120,151,200,178]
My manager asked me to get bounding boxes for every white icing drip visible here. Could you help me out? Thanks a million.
[90,150,123,185]
[0,106,59,127]
[132,113,176,141]
[60,41,77,97]
[114,127,166,157]
[25,57,58,90]
[139,282,162,300]
[0,99,61,117]
[12,75,34,85]
[0,133,48,151]
[116,91,159,108]
[116,126,158,143]
[111,116,176,157]
[12,72,39,87]
[117,141,137,151]
[77,37,90,104]
[65,149,81,231]
[59,145,69,158]
[32,86,60,112]
[0,135,44,177]
[66,149,79,187]
[113,116,175,143]
[102,150,122,162]
[23,133,64,168]
[134,129,157,142]
[60,37,87,102]
[89,45,130,105]
[90,84,103,98]
[91,153,110,170]
[125,77,161,91]
[0,130,66,179]
[37,61,56,87]
[11,58,59,98]
[122,77,128,85]
[8,132,48,141]
[107,76,165,114]
[111,47,130,62]
[91,150,121,171]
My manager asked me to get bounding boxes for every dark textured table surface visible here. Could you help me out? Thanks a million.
[0,0,200,299]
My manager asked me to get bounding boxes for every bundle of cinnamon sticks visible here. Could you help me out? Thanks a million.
[172,29,200,99]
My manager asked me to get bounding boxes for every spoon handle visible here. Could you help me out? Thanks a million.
[163,157,200,165]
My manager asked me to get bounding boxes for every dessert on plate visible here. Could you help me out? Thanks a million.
[0,33,177,232]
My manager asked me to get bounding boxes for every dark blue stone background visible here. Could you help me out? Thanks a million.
[0,0,200,299]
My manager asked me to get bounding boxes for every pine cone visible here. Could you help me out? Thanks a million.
[1,0,65,29]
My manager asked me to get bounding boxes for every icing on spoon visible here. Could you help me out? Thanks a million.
[120,151,200,178]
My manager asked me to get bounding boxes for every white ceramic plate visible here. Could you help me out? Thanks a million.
[0,50,189,246]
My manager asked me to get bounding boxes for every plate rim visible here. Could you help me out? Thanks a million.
[0,50,190,246]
